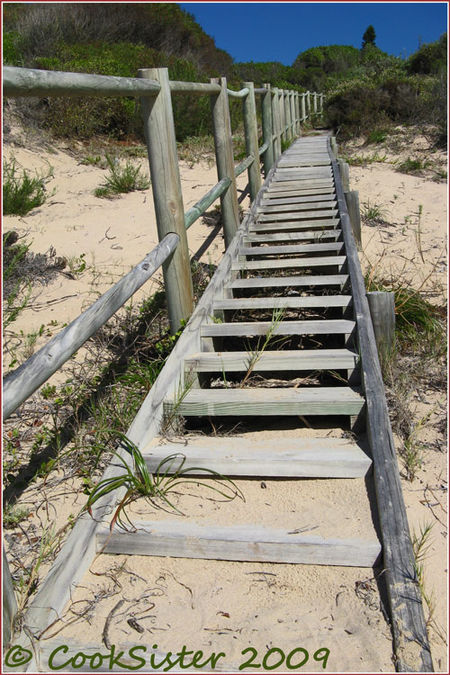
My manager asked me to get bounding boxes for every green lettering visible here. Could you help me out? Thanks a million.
[127,646,147,670]
[48,645,71,671]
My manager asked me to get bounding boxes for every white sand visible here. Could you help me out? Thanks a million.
[3,124,447,672]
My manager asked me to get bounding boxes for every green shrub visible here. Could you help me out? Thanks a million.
[94,154,150,198]
[407,33,447,75]
[3,159,50,215]
[2,31,25,65]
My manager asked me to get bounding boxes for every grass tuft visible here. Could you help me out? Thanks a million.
[86,432,244,531]
[94,154,150,198]
[3,159,52,216]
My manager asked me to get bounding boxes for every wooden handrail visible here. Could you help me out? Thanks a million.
[184,177,231,230]
[3,65,161,97]
[2,234,180,421]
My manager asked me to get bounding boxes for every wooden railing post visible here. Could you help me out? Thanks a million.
[338,159,350,191]
[242,81,262,202]
[262,83,274,175]
[294,92,301,135]
[313,92,318,114]
[139,67,193,334]
[284,90,292,141]
[345,190,362,250]
[271,88,282,160]
[367,291,396,361]
[306,91,311,118]
[279,89,286,143]
[289,91,296,137]
[210,77,240,249]
[301,93,306,123]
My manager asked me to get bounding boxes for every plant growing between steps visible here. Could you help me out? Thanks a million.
[86,432,244,531]
[240,306,286,387]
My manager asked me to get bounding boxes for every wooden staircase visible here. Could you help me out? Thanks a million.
[98,136,380,568]
[20,135,433,673]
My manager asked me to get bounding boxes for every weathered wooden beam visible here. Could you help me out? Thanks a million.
[226,86,249,99]
[139,67,193,333]
[185,347,357,371]
[271,87,282,160]
[242,82,262,202]
[184,178,231,230]
[201,318,355,337]
[229,274,348,291]
[261,84,274,174]
[2,234,179,420]
[301,93,306,122]
[329,141,433,672]
[169,80,220,94]
[330,136,338,158]
[338,159,350,191]
[345,190,362,250]
[97,521,380,567]
[143,436,371,478]
[164,386,365,418]
[234,154,254,177]
[367,291,396,360]
[3,65,160,97]
[210,77,241,249]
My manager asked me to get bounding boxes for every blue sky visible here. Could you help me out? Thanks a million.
[179,2,448,65]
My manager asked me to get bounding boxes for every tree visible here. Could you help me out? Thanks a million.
[362,25,376,49]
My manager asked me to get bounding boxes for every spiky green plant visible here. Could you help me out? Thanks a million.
[2,159,51,215]
[86,432,244,531]
[94,154,150,198]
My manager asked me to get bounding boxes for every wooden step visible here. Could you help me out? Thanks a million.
[214,296,352,311]
[164,387,365,417]
[266,180,334,191]
[260,193,335,206]
[142,436,371,477]
[250,219,340,233]
[274,168,332,178]
[239,242,344,256]
[229,274,349,291]
[263,186,334,199]
[243,230,341,243]
[232,256,346,272]
[258,198,336,213]
[201,319,355,338]
[97,521,380,567]
[278,160,330,168]
[185,348,358,372]
[257,209,338,223]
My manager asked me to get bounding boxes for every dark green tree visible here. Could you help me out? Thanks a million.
[362,25,376,49]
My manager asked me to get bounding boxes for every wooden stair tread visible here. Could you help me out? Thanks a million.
[229,274,349,289]
[233,255,346,271]
[239,242,344,255]
[97,521,380,567]
[201,319,355,337]
[261,193,335,205]
[250,219,340,232]
[164,387,365,416]
[185,348,358,371]
[263,187,334,199]
[142,435,371,478]
[214,296,352,309]
[243,230,341,243]
[257,209,338,222]
[258,199,337,213]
